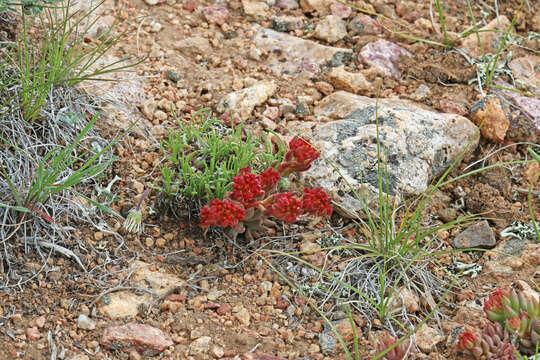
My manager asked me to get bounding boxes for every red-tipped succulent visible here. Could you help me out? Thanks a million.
[278,136,320,175]
[199,199,246,228]
[377,332,410,360]
[483,287,540,354]
[456,323,517,360]
[302,187,333,217]
[265,192,303,223]
[198,135,332,241]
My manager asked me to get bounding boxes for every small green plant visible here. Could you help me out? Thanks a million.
[155,108,282,205]
[0,0,61,14]
[11,0,140,121]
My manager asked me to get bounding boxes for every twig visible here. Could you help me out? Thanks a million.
[38,241,87,272]
[48,331,57,360]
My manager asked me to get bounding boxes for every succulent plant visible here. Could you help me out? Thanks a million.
[484,287,540,354]
[457,322,517,360]
[377,332,410,360]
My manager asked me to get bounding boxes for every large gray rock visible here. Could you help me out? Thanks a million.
[253,25,352,75]
[289,91,479,218]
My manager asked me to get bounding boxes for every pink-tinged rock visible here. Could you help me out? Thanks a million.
[101,323,173,356]
[359,39,411,78]
[509,55,540,96]
[242,354,287,360]
[330,2,352,18]
[183,1,198,11]
[26,327,41,340]
[276,0,299,10]
[347,14,382,35]
[217,304,232,315]
[202,7,229,26]
[439,98,468,116]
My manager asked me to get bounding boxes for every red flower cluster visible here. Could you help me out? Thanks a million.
[198,136,332,239]
[278,136,320,175]
[266,193,303,223]
[230,167,264,208]
[302,187,333,217]
[258,168,280,192]
[199,199,246,228]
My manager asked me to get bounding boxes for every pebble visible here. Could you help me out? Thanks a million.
[189,336,212,355]
[314,15,347,43]
[330,2,352,18]
[202,7,229,26]
[318,332,336,355]
[347,14,382,35]
[470,95,509,143]
[26,327,41,340]
[359,39,412,78]
[235,308,251,326]
[166,70,181,83]
[144,0,158,5]
[452,220,496,249]
[276,0,299,9]
[77,314,96,330]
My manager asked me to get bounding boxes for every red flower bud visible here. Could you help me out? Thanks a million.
[230,167,265,208]
[258,168,280,192]
[302,187,333,217]
[266,192,302,223]
[199,199,246,228]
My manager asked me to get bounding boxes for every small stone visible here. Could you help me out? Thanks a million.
[261,117,278,130]
[207,290,225,301]
[388,287,420,313]
[470,95,510,143]
[154,110,167,121]
[263,106,280,120]
[439,98,468,116]
[359,39,412,78]
[308,343,320,353]
[272,15,304,32]
[94,231,104,241]
[314,15,347,43]
[77,314,96,330]
[132,180,145,194]
[26,327,41,340]
[279,100,296,115]
[202,7,229,26]
[129,350,142,360]
[276,0,299,9]
[452,220,496,249]
[88,340,99,349]
[183,1,198,11]
[101,323,173,356]
[328,66,370,93]
[166,70,181,83]
[235,308,251,326]
[189,336,212,355]
[318,332,336,355]
[330,2,352,18]
[211,345,225,358]
[149,21,162,33]
[217,304,232,315]
[438,208,458,223]
[347,14,382,35]
[315,81,334,95]
[415,324,444,353]
[155,238,166,248]
[216,81,277,120]
[144,0,158,5]
[145,237,154,247]
[30,315,46,328]
[295,102,309,115]
[409,84,430,101]
[461,16,511,57]
[242,0,269,18]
